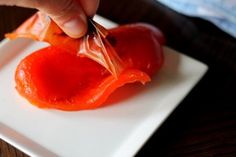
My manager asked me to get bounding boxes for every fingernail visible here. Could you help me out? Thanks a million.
[63,15,87,38]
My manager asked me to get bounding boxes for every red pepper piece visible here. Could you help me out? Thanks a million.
[15,46,150,110]
[8,12,165,111]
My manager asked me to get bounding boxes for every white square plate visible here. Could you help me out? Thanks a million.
[0,15,207,157]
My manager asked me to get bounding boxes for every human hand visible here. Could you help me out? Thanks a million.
[0,0,100,38]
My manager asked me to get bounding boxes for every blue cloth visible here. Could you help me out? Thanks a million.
[158,0,236,38]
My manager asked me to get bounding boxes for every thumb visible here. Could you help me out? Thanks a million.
[37,0,88,38]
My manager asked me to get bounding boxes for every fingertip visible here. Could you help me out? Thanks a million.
[61,15,88,38]
[38,0,89,38]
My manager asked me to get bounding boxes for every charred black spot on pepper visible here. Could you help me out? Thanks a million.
[106,34,117,46]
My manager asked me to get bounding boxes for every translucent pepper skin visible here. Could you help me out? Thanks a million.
[10,13,165,111]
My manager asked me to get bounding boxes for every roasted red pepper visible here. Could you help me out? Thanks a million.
[7,12,165,111]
